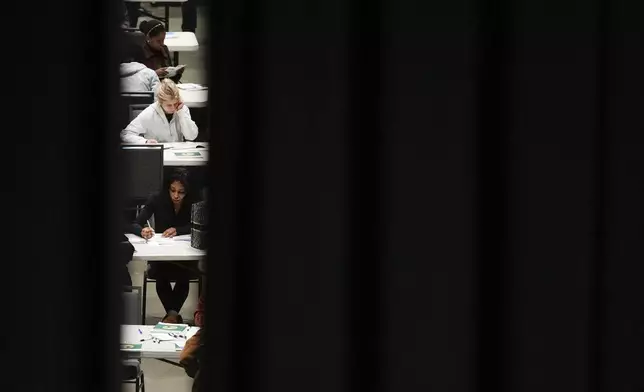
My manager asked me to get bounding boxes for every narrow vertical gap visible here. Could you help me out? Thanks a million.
[347,0,383,391]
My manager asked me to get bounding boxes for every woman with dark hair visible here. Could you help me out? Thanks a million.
[139,19,185,83]
[130,168,198,323]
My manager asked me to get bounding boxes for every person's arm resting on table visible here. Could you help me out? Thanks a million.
[176,105,199,141]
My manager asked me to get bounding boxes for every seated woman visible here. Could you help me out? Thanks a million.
[121,78,198,143]
[139,19,185,83]
[130,168,199,323]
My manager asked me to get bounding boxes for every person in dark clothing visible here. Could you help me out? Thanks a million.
[130,168,198,323]
[139,19,184,84]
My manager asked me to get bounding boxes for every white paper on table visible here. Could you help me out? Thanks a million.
[178,83,207,91]
[146,234,176,246]
[170,142,202,150]
[174,327,200,349]
[142,341,177,352]
[148,333,180,341]
[120,325,142,344]
[185,327,200,340]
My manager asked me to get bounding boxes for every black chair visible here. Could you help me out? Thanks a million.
[121,144,164,204]
[122,92,154,104]
[119,93,154,130]
[142,262,202,325]
[122,286,146,392]
[128,103,151,122]
[121,144,164,230]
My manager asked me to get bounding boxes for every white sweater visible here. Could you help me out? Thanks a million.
[121,102,199,143]
[120,62,160,93]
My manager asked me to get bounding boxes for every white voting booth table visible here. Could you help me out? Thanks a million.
[126,233,206,261]
[164,32,198,52]
[178,84,208,108]
[164,32,199,64]
[126,233,205,321]
[163,142,208,166]
[122,235,204,362]
[120,142,208,166]
[121,324,200,360]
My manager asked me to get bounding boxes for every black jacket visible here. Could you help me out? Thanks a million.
[131,192,195,236]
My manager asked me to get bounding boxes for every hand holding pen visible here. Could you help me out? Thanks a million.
[141,220,155,241]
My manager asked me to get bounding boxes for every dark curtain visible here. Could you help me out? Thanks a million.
[4,0,123,390]
[204,0,644,392]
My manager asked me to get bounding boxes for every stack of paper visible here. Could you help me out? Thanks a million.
[144,234,176,246]
[149,323,195,351]
[120,324,201,353]
[151,322,190,334]
[173,151,203,158]
[121,343,143,351]
[169,142,208,150]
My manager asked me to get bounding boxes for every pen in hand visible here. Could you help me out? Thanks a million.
[145,220,155,242]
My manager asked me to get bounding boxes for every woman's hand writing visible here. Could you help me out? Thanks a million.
[141,227,155,239]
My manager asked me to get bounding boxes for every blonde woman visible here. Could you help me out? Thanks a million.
[121,79,199,144]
